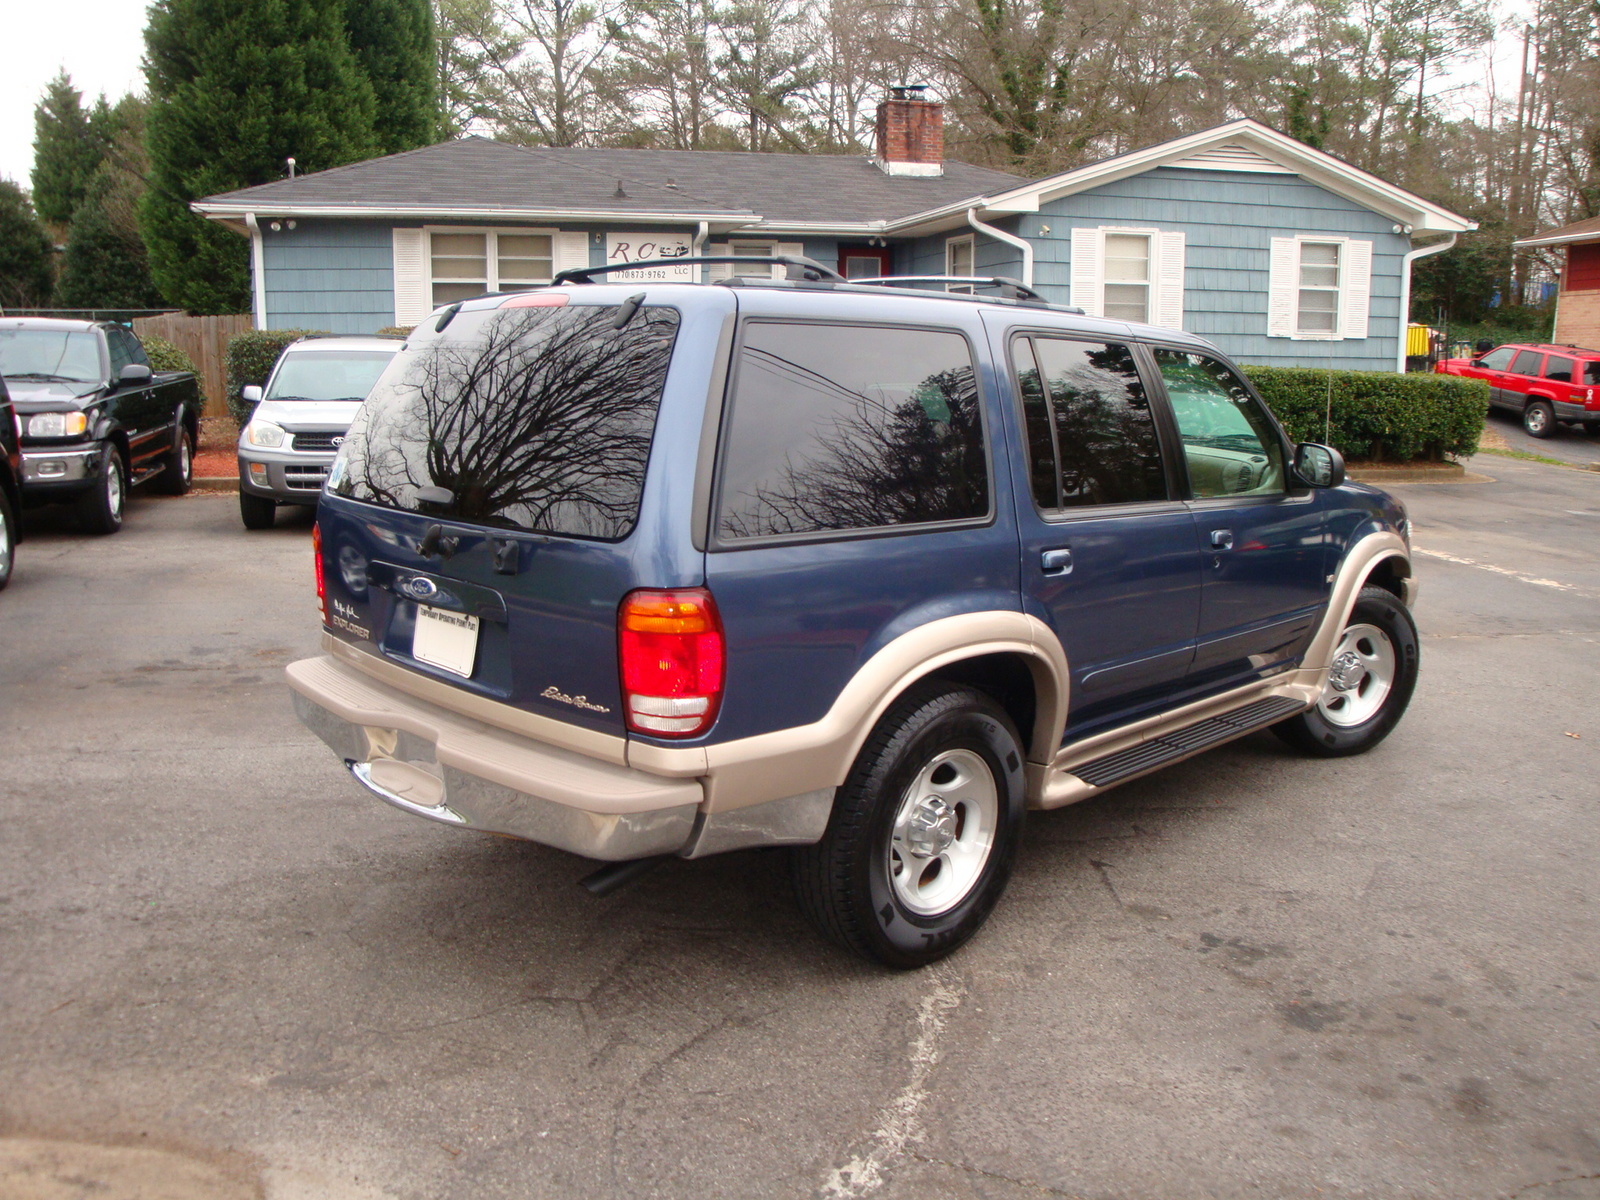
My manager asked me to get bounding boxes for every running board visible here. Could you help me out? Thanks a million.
[1065,695,1307,790]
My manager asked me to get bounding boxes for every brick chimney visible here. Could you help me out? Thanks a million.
[874,86,944,177]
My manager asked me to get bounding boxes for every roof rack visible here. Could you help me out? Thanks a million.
[854,275,1051,303]
[552,254,845,285]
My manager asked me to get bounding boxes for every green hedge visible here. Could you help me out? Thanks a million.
[142,334,206,414]
[1242,367,1489,463]
[225,328,325,423]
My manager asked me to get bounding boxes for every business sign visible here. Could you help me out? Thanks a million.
[604,232,695,282]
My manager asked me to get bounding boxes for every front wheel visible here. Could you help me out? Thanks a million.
[76,449,126,535]
[239,491,276,530]
[1524,401,1556,439]
[1274,585,1419,757]
[791,683,1026,968]
[0,487,15,590]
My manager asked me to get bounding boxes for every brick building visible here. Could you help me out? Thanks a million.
[1516,216,1600,349]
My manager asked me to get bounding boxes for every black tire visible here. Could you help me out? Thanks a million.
[791,682,1026,968]
[0,487,15,591]
[1274,585,1419,758]
[1584,422,1600,437]
[239,491,276,530]
[76,448,126,535]
[1524,401,1557,439]
[154,420,194,495]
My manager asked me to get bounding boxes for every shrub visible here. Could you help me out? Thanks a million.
[225,328,324,423]
[375,325,413,336]
[1242,366,1489,463]
[141,333,206,412]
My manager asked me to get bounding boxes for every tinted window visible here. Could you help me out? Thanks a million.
[268,350,397,402]
[1477,347,1515,371]
[1509,350,1545,377]
[1154,349,1285,498]
[1018,337,1166,508]
[331,303,678,539]
[106,328,133,376]
[1587,362,1600,386]
[1544,356,1574,382]
[717,323,987,539]
[122,329,149,368]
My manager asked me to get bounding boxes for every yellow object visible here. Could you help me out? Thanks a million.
[1406,324,1433,356]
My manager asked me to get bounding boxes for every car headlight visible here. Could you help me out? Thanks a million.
[245,420,286,448]
[28,411,88,438]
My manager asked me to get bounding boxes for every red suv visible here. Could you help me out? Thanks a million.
[1436,342,1600,438]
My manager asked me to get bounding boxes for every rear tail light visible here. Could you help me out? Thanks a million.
[618,588,724,737]
[312,521,328,625]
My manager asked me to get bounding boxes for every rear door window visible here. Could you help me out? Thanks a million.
[1509,350,1545,376]
[1544,356,1575,383]
[1012,336,1167,509]
[330,303,679,539]
[715,322,988,540]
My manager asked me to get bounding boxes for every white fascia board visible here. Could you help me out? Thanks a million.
[1514,230,1600,248]
[191,202,755,224]
[895,118,1475,236]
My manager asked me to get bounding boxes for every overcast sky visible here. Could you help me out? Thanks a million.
[2,0,149,188]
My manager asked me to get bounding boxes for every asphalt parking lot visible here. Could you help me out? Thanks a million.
[2,458,1599,1200]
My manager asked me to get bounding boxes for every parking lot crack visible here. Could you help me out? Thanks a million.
[1505,1171,1600,1198]
[907,1151,1085,1197]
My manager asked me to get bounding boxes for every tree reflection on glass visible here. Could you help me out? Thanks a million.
[335,306,678,538]
[1028,339,1167,507]
[717,327,988,539]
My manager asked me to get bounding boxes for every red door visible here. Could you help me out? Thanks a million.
[837,246,894,279]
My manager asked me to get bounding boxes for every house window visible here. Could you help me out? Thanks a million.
[1297,242,1341,334]
[730,240,782,280]
[1102,233,1151,322]
[946,235,975,292]
[429,229,554,305]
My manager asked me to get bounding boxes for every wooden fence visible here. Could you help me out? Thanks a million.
[133,313,254,419]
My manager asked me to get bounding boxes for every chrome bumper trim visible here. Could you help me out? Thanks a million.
[22,446,97,483]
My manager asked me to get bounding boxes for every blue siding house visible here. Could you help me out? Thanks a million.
[195,103,1473,372]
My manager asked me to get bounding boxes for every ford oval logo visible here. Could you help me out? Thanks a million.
[402,576,439,601]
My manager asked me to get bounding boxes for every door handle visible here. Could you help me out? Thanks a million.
[1210,529,1234,551]
[1040,547,1073,576]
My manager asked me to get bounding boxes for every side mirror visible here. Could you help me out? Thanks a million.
[241,385,263,403]
[1294,442,1345,488]
[118,363,153,387]
[1469,358,1484,368]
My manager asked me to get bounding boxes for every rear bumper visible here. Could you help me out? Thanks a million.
[288,655,702,860]
[1553,400,1599,422]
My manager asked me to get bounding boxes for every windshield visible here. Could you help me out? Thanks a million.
[266,350,397,402]
[0,329,102,383]
[331,303,679,539]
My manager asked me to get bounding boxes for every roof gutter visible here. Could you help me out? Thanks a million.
[194,202,757,225]
[1396,234,1456,373]
[967,208,1033,287]
[244,213,267,328]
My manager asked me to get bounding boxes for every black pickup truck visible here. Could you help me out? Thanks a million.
[0,318,201,533]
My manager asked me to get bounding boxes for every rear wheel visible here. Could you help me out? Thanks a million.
[1274,585,1419,757]
[76,448,126,535]
[1524,401,1556,438]
[791,683,1026,968]
[239,491,276,530]
[154,421,194,495]
[0,488,15,590]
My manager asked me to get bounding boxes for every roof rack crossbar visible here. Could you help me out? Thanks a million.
[854,274,1048,302]
[552,254,845,285]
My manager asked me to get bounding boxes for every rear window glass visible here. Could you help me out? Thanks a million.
[1509,350,1545,376]
[715,322,988,540]
[1588,362,1600,386]
[267,350,397,402]
[330,304,679,539]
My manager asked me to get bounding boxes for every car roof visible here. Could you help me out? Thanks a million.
[1497,342,1600,357]
[284,335,404,353]
[0,317,101,333]
[434,280,1219,352]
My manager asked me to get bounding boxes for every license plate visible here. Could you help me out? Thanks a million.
[412,605,480,678]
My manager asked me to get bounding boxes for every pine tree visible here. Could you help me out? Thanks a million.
[345,0,439,152]
[31,73,110,231]
[0,181,55,309]
[56,101,165,311]
[141,0,382,314]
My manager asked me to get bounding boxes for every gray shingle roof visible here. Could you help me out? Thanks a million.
[197,136,1023,226]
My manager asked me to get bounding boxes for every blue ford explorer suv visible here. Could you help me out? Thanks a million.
[289,257,1418,968]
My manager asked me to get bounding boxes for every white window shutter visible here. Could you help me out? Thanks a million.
[392,228,430,326]
[1070,227,1103,317]
[707,242,733,281]
[552,230,589,278]
[1154,230,1186,329]
[1341,238,1372,340]
[1267,237,1297,338]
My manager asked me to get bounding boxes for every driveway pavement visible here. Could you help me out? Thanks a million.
[2,464,1598,1200]
[1481,406,1600,467]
